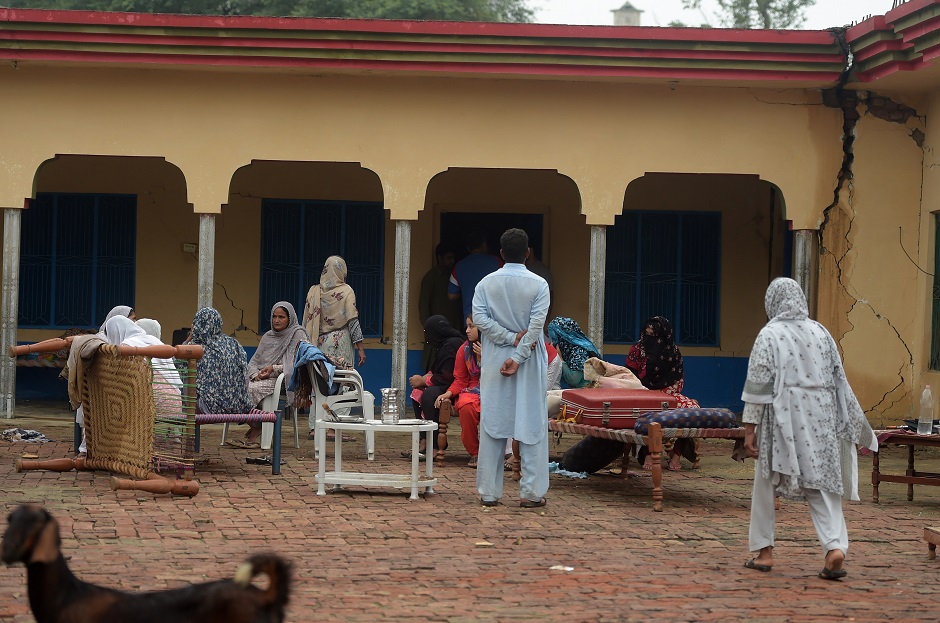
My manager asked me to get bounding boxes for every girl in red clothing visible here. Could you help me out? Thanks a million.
[435,316,482,466]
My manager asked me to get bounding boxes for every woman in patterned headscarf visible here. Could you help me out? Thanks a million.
[626,316,700,471]
[187,307,254,445]
[302,256,366,370]
[742,278,876,580]
[546,317,600,389]
[248,302,308,408]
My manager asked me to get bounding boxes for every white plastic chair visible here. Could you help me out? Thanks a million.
[309,365,376,461]
[220,373,300,450]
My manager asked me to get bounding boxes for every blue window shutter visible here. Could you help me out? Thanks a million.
[638,212,679,330]
[605,210,720,347]
[342,203,384,337]
[303,203,343,286]
[604,212,638,343]
[260,200,302,333]
[19,192,135,329]
[18,195,55,326]
[94,195,137,325]
[260,200,384,337]
[53,195,95,327]
[679,213,720,345]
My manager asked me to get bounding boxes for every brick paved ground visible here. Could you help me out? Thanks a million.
[2,407,940,622]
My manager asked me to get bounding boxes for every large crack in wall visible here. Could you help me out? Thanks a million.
[819,28,925,422]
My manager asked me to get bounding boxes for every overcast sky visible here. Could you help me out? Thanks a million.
[533,0,895,29]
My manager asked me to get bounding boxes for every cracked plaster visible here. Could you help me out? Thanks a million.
[818,95,926,426]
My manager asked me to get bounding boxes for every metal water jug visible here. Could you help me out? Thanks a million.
[380,387,400,424]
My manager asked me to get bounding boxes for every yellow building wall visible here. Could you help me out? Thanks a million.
[819,98,928,426]
[0,65,841,229]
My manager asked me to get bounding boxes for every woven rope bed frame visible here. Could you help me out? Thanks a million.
[549,420,745,511]
[81,345,157,480]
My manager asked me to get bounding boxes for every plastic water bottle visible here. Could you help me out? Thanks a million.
[918,385,934,435]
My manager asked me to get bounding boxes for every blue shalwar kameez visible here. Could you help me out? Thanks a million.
[472,263,550,504]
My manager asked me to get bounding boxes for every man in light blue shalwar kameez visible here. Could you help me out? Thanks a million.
[472,228,551,507]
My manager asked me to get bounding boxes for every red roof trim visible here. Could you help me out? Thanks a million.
[0,47,841,81]
[852,38,910,62]
[0,29,844,64]
[895,13,940,44]
[885,0,937,23]
[0,7,837,45]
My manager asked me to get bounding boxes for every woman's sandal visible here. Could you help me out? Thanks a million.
[819,550,847,580]
[468,458,478,468]
[744,558,772,572]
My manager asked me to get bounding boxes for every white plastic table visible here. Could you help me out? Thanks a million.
[315,419,438,500]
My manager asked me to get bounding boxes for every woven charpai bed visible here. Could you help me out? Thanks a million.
[549,419,745,511]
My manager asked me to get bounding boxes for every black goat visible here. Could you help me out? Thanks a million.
[2,504,290,623]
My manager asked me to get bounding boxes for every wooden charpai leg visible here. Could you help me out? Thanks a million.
[648,422,664,512]
[926,527,940,560]
[436,399,452,467]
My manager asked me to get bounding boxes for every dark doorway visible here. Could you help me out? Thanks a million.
[439,212,544,261]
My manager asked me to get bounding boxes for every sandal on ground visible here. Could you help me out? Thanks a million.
[308,430,316,440]
[468,458,478,468]
[744,559,772,572]
[819,550,846,580]
[480,498,498,507]
[519,498,546,508]
[400,450,426,461]
[818,567,847,580]
[226,438,249,448]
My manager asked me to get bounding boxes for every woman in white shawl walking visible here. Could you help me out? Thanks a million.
[742,278,876,580]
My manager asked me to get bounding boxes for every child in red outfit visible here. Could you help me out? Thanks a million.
[435,316,482,465]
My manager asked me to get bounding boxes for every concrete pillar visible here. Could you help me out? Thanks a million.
[391,220,412,411]
[792,229,819,319]
[1,207,22,419]
[197,213,216,310]
[588,225,607,355]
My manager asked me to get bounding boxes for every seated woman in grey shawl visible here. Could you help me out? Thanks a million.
[244,302,308,439]
[742,278,876,581]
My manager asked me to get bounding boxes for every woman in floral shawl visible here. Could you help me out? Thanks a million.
[742,278,876,580]
[625,316,700,471]
[302,256,366,370]
[546,317,600,389]
[187,307,254,445]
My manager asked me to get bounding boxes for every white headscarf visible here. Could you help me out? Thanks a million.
[136,318,162,341]
[104,316,181,389]
[99,305,134,333]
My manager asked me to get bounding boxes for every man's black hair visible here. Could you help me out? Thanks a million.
[435,242,449,257]
[466,230,487,251]
[500,228,528,263]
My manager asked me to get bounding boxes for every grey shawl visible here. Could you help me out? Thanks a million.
[248,301,308,384]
